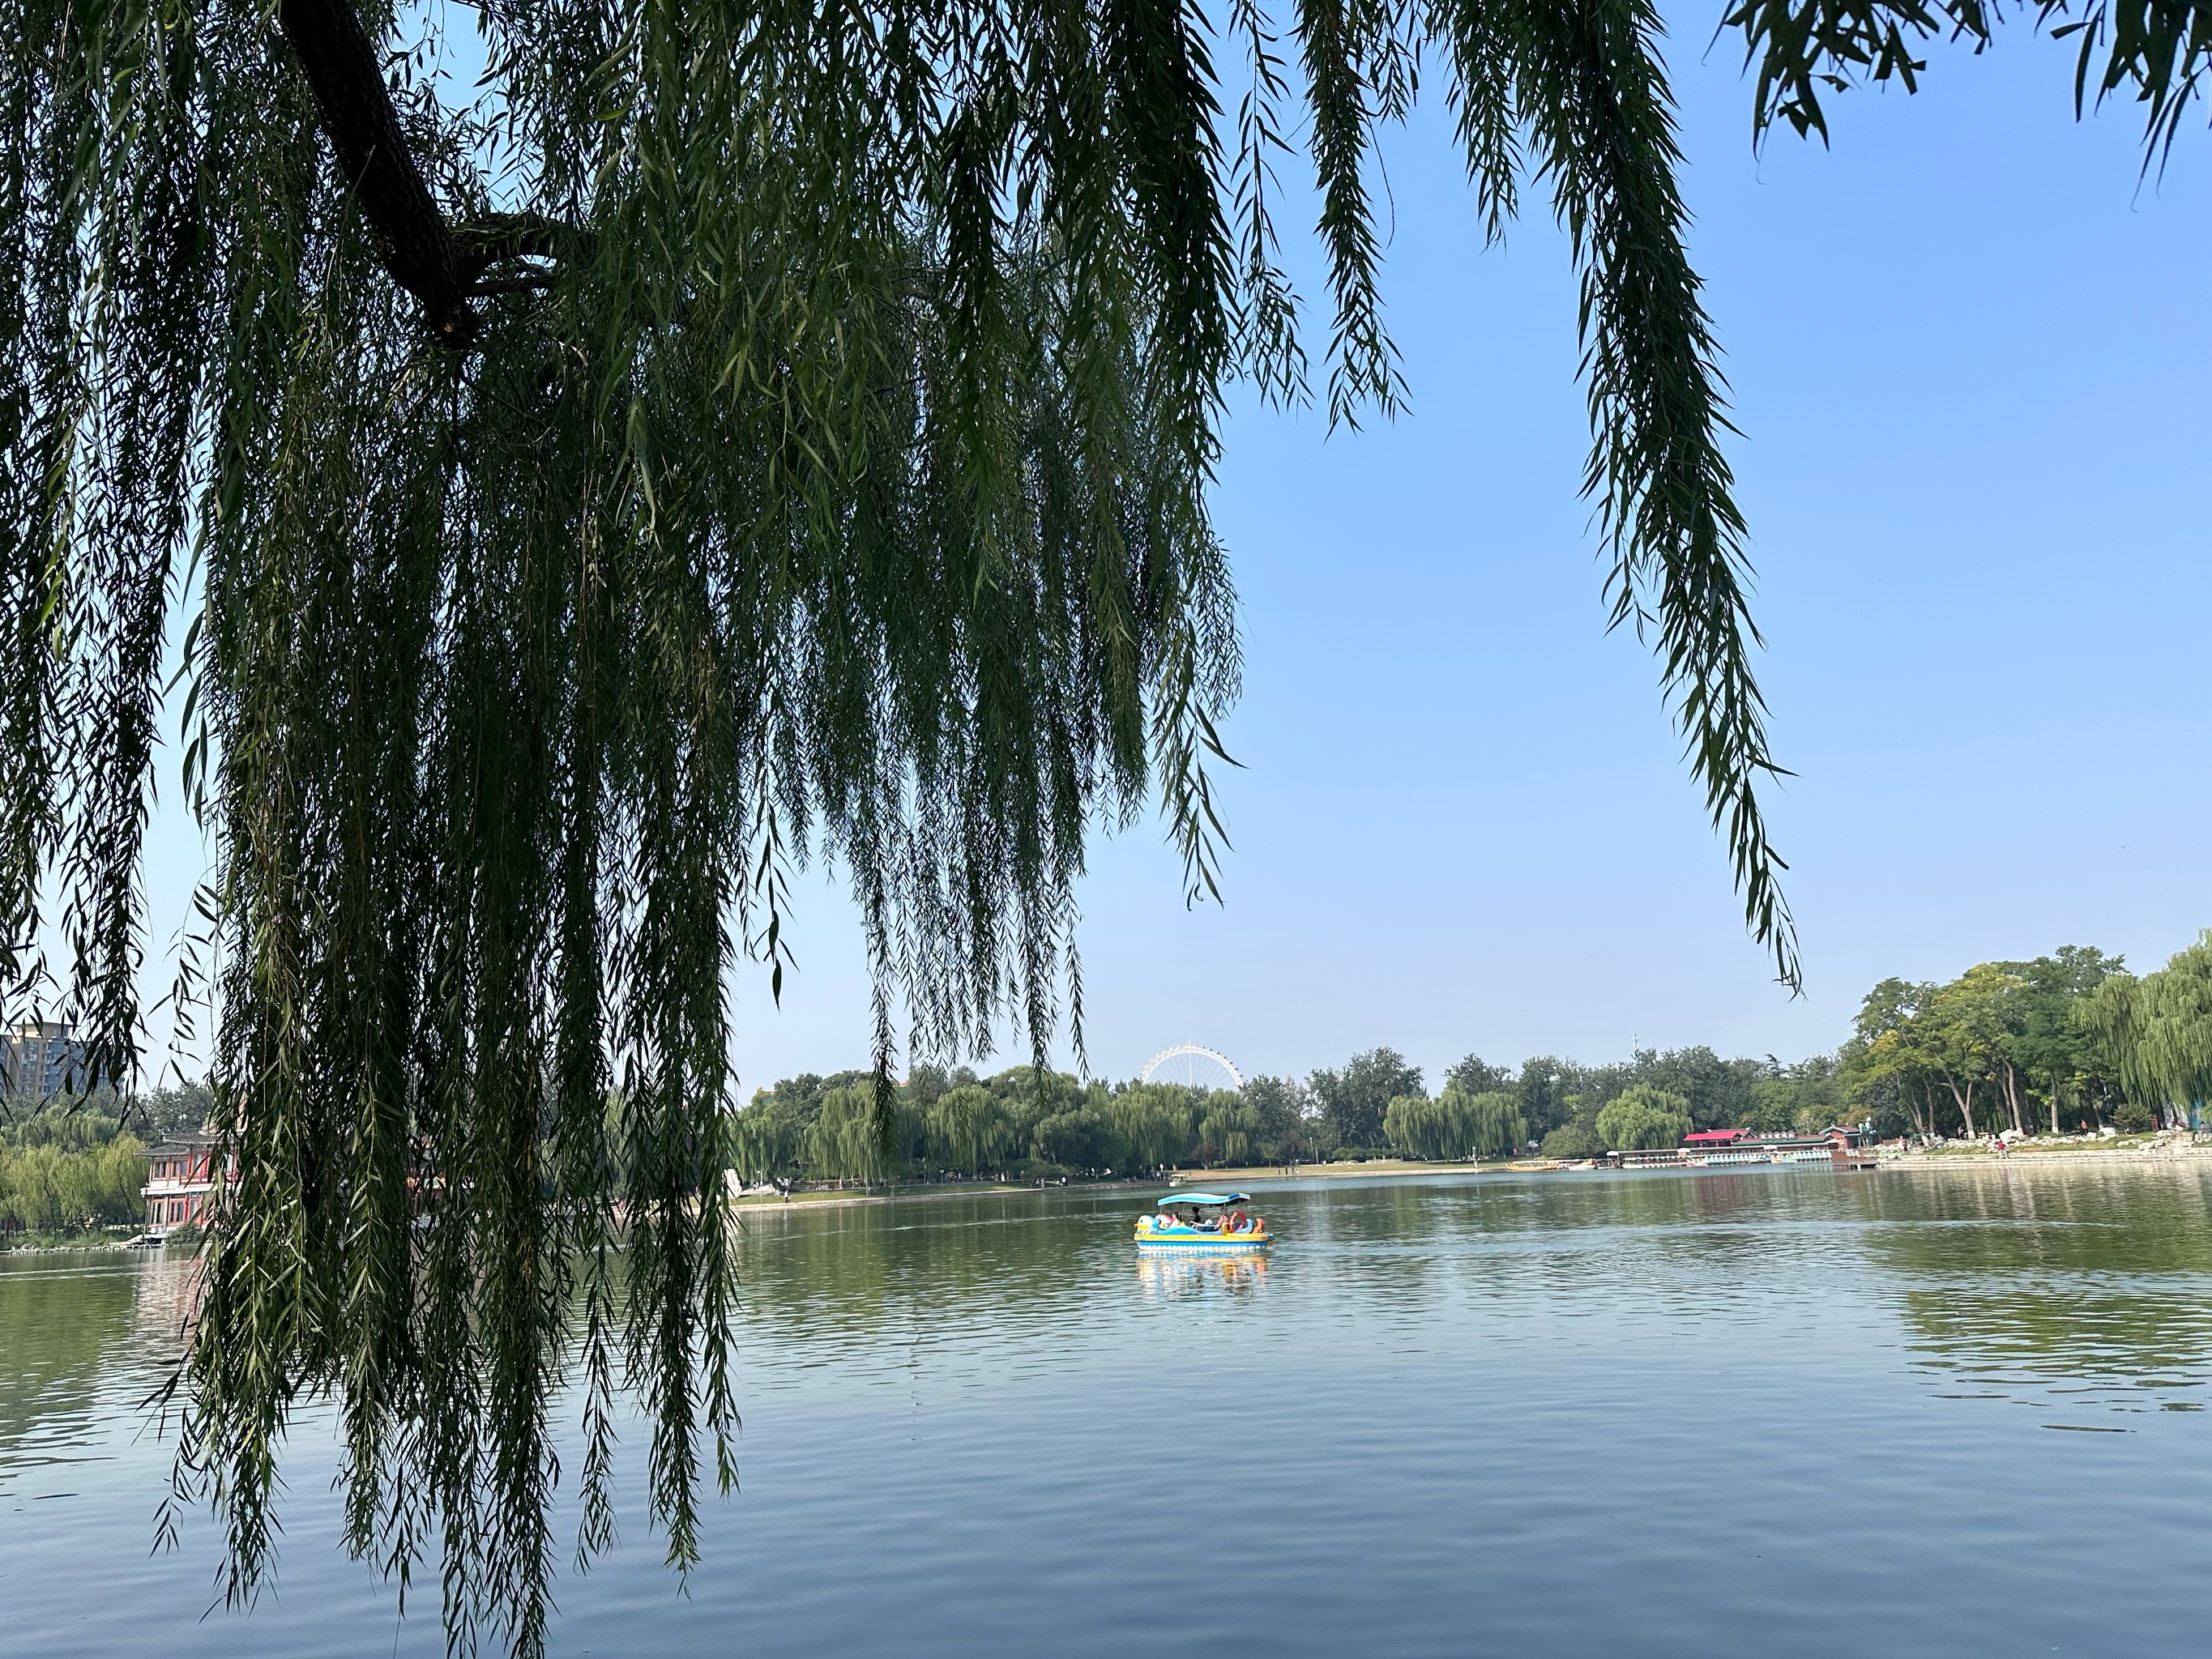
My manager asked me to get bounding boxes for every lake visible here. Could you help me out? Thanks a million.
[6,1163,2210,1657]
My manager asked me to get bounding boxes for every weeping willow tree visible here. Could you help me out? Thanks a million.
[1383,1085,1524,1159]
[8,0,2210,1651]
[2086,934,2212,1128]
[805,1084,891,1185]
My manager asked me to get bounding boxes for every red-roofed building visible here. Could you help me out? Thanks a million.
[1682,1128,1749,1147]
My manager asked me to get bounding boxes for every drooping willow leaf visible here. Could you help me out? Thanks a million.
[1722,0,2212,164]
[49,0,2212,1647]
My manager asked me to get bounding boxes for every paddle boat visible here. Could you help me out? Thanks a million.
[1134,1191,1273,1250]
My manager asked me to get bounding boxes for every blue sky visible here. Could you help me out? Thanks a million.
[139,11,2212,1093]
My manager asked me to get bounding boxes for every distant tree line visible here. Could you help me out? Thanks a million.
[732,1042,1842,1183]
[733,1066,1326,1186]
[737,936,2212,1184]
[15,940,2196,1220]
[0,1083,213,1239]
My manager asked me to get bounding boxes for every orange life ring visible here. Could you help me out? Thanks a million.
[1228,1209,1249,1232]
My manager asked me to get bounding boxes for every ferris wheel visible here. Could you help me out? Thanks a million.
[1138,1043,1245,1091]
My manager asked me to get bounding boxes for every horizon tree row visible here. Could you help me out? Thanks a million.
[740,933,2212,1180]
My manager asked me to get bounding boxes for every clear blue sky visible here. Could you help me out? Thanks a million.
[139,11,2212,1093]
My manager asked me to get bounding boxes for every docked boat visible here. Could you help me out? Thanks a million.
[1135,1191,1273,1250]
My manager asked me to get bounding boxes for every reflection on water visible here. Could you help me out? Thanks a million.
[1864,1165,2212,1414]
[0,1252,195,1496]
[6,1165,2212,1659]
[1133,1249,1270,1299]
[1905,1288,2212,1408]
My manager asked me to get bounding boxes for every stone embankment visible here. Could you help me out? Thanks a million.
[1888,1133,2210,1170]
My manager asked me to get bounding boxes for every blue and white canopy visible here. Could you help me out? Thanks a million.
[1157,1192,1249,1207]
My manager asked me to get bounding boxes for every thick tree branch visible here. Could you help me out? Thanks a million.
[277,2,592,343]
[277,0,473,342]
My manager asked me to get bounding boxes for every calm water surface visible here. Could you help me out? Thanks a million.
[6,1165,2211,1657]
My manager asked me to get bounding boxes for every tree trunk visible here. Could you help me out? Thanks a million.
[2002,1061,2026,1136]
[1937,1070,1973,1137]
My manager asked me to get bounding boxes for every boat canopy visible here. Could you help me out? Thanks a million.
[1157,1192,1249,1207]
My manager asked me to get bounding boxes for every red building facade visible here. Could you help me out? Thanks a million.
[143,1132,224,1238]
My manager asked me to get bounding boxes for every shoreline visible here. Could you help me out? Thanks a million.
[1883,1142,2210,1171]
[17,1145,2202,1256]
[729,1179,1150,1213]
[777,1143,2212,1205]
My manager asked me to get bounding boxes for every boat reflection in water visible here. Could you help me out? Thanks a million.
[1134,1247,1270,1299]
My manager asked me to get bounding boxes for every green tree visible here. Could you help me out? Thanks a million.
[1463,1090,1527,1160]
[1311,1049,1422,1152]
[1101,1085,1193,1172]
[1916,972,2004,1138]
[1922,966,2019,1136]
[903,1065,955,1115]
[0,1134,144,1231]
[1841,978,1944,1140]
[1032,1107,1112,1172]
[1628,1046,1758,1130]
[731,1093,802,1185]
[1840,952,2131,1141]
[1445,1054,1513,1097]
[2087,933,2212,1131]
[1384,1086,1525,1160]
[2008,948,2126,1132]
[925,1085,1014,1178]
[1241,1075,1313,1163]
[1595,1085,1692,1151]
[1540,1123,1603,1160]
[1195,1094,1262,1167]
[1515,1058,1573,1141]
[807,1085,891,1186]
[1382,1093,1441,1158]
